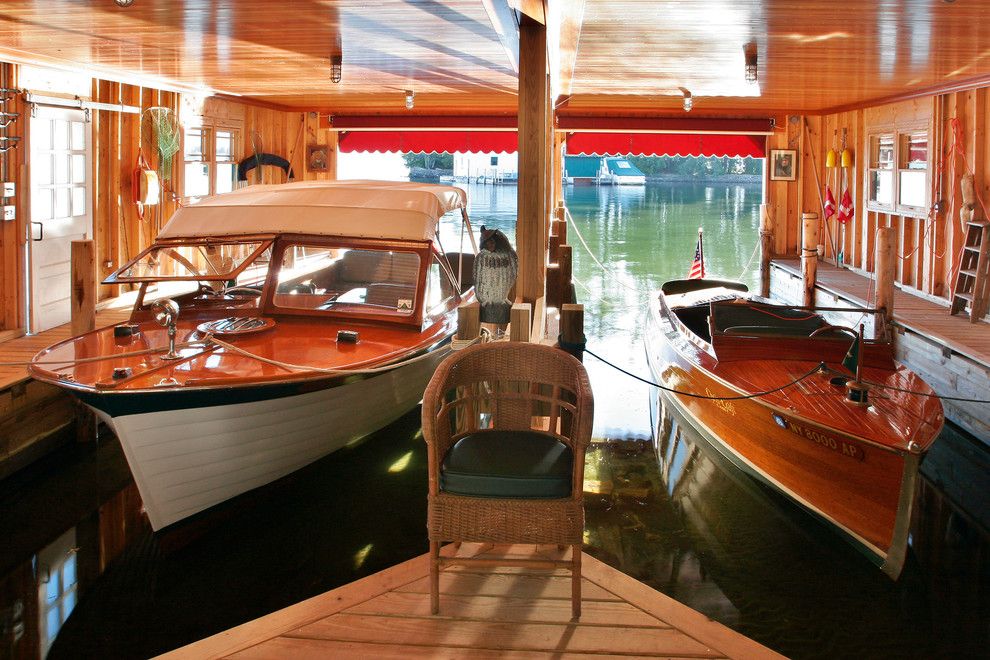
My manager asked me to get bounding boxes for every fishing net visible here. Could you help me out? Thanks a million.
[141,106,180,183]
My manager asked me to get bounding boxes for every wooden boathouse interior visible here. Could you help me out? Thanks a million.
[1,1,990,657]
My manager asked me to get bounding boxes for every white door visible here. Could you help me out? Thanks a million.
[29,106,92,333]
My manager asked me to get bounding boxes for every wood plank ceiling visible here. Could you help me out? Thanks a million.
[0,1,989,116]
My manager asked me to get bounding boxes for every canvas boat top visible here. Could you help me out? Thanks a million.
[156,180,468,242]
[651,279,944,454]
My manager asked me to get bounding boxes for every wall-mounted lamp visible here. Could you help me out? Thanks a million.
[405,90,415,110]
[682,89,692,112]
[330,54,342,84]
[744,43,758,83]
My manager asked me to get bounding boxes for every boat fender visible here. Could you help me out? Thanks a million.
[237,153,295,182]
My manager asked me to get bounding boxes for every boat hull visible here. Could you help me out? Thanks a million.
[646,301,922,578]
[88,348,447,531]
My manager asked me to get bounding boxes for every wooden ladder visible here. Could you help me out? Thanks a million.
[950,221,990,322]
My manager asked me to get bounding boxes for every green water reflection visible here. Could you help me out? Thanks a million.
[462,180,762,436]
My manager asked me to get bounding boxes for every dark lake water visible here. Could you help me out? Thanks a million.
[1,180,987,659]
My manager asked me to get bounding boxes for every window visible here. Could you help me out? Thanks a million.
[867,129,928,215]
[867,134,895,208]
[183,123,240,199]
[424,255,456,315]
[490,156,499,166]
[898,132,928,208]
[273,245,421,316]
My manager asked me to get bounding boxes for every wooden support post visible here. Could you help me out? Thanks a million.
[516,14,549,304]
[71,240,97,336]
[759,203,774,298]
[559,303,584,361]
[510,303,532,342]
[71,239,98,443]
[549,230,561,265]
[801,212,819,307]
[457,302,480,340]
[875,226,896,324]
[546,263,561,307]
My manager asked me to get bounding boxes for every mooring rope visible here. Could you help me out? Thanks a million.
[581,345,825,401]
[2,340,211,368]
[562,206,642,293]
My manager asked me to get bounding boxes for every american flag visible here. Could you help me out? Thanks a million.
[688,230,705,279]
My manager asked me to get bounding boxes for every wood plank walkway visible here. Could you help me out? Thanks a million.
[0,306,131,391]
[160,543,783,659]
[773,259,990,366]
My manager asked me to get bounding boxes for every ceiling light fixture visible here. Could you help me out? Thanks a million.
[682,89,692,112]
[330,54,342,84]
[114,0,134,6]
[405,90,415,110]
[744,43,758,83]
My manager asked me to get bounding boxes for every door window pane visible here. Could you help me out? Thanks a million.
[72,186,86,216]
[52,119,69,150]
[70,120,86,150]
[54,154,69,184]
[34,189,54,220]
[71,154,86,184]
[34,154,53,185]
[55,188,70,218]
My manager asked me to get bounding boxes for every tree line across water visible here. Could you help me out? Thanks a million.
[402,153,763,178]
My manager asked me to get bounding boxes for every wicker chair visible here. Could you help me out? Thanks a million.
[422,341,594,619]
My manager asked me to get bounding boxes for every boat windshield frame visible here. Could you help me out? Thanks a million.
[104,235,276,284]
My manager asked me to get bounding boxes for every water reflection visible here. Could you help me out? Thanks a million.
[583,386,990,658]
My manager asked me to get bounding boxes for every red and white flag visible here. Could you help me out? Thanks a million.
[837,187,854,224]
[824,185,836,219]
[687,230,705,279]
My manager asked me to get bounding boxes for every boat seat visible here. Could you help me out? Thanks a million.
[365,283,416,311]
[711,301,826,336]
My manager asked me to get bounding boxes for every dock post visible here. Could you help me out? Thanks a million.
[71,240,98,444]
[876,227,896,325]
[759,203,774,298]
[510,303,532,342]
[558,245,573,305]
[559,303,585,361]
[457,302,480,340]
[801,212,819,307]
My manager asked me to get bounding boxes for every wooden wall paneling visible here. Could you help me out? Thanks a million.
[284,112,306,181]
[325,124,337,180]
[927,94,946,296]
[93,80,114,299]
[0,62,26,331]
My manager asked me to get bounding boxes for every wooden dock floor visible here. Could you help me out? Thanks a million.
[160,543,783,659]
[0,306,131,391]
[773,259,990,365]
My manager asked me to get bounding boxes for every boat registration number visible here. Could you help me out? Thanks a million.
[782,418,865,461]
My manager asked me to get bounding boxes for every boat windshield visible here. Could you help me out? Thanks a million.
[106,240,272,283]
[273,244,422,316]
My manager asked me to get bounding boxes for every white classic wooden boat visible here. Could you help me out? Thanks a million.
[646,279,944,577]
[30,180,478,530]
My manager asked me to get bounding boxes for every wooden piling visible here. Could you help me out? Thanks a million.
[71,240,97,336]
[456,302,480,340]
[801,212,819,307]
[759,203,774,298]
[510,303,532,342]
[558,245,573,305]
[70,240,99,444]
[559,303,584,361]
[876,226,896,323]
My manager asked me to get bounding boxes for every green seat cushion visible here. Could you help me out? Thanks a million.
[440,430,573,499]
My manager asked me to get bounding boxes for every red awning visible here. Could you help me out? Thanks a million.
[565,132,766,158]
[338,130,517,154]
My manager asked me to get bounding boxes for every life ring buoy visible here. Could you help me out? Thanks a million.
[237,153,295,182]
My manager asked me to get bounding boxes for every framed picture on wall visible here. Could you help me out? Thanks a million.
[307,145,329,172]
[769,149,797,181]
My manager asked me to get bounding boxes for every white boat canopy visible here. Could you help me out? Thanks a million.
[157,180,468,243]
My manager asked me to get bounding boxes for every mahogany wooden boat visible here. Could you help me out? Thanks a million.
[645,279,944,578]
[29,180,478,530]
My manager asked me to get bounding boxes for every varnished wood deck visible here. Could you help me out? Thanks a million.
[160,543,782,659]
[0,306,131,391]
[773,259,990,366]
